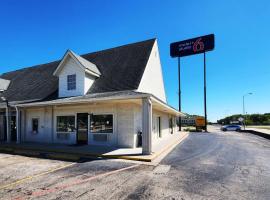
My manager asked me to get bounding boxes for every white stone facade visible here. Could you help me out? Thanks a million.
[21,102,177,148]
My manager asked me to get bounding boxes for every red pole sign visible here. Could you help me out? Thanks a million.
[170,34,214,57]
[170,34,215,132]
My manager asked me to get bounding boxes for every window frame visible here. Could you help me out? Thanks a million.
[90,114,114,134]
[56,115,76,133]
[168,117,172,133]
[32,118,39,134]
[67,74,76,91]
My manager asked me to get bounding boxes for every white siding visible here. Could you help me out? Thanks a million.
[152,111,170,141]
[22,103,138,147]
[52,103,136,146]
[161,113,170,137]
[137,40,167,102]
[24,107,53,143]
[58,56,86,98]
[21,102,177,148]
[133,107,173,145]
[117,104,135,148]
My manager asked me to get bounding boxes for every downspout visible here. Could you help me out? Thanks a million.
[52,106,54,143]
[5,103,10,143]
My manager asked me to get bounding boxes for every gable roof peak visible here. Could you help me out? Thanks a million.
[53,49,101,77]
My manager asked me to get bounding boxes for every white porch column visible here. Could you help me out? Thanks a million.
[16,107,21,143]
[5,107,10,143]
[142,97,152,155]
[20,109,26,142]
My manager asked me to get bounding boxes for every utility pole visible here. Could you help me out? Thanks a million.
[243,92,252,130]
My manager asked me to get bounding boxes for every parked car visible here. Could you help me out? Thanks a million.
[221,125,241,132]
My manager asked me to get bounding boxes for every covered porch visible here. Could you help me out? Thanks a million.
[0,91,183,155]
[0,130,188,162]
[0,106,20,143]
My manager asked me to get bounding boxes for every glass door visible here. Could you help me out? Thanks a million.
[76,113,88,145]
[10,116,17,142]
[157,117,161,138]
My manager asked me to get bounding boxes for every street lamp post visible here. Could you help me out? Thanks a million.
[242,92,252,130]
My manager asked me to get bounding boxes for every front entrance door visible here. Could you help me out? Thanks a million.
[10,116,17,142]
[0,115,7,141]
[157,117,161,138]
[77,113,88,145]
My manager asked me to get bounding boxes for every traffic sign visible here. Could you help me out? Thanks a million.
[238,117,244,122]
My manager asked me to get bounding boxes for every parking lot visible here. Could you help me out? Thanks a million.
[0,155,146,200]
[0,128,270,200]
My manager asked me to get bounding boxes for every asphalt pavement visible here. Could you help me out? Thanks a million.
[0,127,269,200]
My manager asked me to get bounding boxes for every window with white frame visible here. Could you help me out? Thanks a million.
[56,116,75,132]
[90,114,113,133]
[67,74,76,90]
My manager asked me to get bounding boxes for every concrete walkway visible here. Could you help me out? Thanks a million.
[0,131,189,162]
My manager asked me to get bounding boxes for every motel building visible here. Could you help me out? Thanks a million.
[0,39,183,155]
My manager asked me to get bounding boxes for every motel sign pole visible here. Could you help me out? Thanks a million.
[178,57,181,131]
[204,52,207,132]
[170,34,214,132]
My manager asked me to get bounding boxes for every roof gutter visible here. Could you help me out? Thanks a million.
[150,96,184,116]
[0,99,42,109]
[13,93,184,116]
[15,93,151,108]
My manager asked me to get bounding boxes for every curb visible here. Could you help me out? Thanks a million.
[241,130,270,140]
[150,132,189,161]
[46,153,81,161]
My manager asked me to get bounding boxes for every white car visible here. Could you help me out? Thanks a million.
[221,125,241,132]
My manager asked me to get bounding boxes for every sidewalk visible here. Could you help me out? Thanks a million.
[0,131,189,162]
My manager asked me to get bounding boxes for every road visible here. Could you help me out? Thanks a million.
[0,127,270,199]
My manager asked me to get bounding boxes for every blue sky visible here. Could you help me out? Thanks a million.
[0,0,269,122]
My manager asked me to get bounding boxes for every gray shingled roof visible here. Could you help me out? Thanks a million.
[0,39,155,103]
[70,50,101,76]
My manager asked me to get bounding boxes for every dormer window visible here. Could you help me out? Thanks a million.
[54,50,101,97]
[67,74,76,90]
